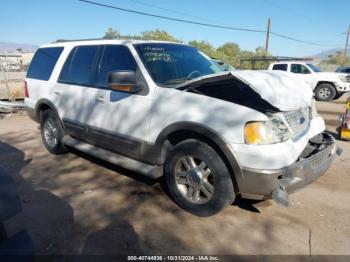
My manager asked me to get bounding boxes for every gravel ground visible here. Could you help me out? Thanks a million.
[0,95,349,256]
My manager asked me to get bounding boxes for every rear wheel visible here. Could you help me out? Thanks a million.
[40,109,67,154]
[314,83,336,101]
[164,139,235,216]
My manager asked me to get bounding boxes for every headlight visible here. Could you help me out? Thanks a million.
[244,114,292,145]
[339,75,350,83]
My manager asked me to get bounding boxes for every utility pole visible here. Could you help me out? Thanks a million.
[265,17,271,52]
[344,25,350,60]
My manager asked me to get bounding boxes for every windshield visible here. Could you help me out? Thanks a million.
[306,64,322,72]
[134,43,221,86]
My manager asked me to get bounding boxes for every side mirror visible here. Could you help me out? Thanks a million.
[108,70,142,93]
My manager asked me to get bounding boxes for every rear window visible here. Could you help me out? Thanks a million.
[27,47,64,80]
[272,64,287,71]
[59,45,99,86]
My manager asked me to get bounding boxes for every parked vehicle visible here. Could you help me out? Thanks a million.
[269,61,350,101]
[25,40,340,216]
[336,66,350,74]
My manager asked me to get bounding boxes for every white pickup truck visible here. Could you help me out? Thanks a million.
[269,61,350,101]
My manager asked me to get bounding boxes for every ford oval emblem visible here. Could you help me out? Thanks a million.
[299,116,305,124]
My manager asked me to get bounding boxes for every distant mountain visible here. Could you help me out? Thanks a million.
[0,41,38,53]
[312,48,350,59]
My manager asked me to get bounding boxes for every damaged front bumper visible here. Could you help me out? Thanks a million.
[240,132,340,206]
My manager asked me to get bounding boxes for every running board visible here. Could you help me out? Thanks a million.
[62,136,163,179]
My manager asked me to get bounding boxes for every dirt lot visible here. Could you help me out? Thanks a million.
[0,95,350,256]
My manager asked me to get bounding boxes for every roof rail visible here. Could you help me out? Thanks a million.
[53,38,105,43]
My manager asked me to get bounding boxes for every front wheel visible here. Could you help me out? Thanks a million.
[314,83,336,101]
[164,139,235,216]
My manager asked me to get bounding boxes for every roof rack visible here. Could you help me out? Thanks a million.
[53,38,105,43]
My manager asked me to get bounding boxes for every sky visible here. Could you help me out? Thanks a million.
[1,0,349,56]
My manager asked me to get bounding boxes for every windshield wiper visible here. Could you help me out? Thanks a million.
[163,77,194,85]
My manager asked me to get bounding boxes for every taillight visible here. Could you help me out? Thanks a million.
[24,80,29,98]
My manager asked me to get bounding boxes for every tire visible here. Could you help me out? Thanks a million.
[334,92,343,100]
[164,139,235,216]
[40,109,67,155]
[314,83,336,101]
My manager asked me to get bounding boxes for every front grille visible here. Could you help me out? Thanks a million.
[283,108,310,139]
[310,148,330,170]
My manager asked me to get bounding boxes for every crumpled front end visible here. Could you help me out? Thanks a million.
[238,132,340,206]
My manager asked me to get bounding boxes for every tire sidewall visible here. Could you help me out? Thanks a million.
[40,110,66,154]
[315,84,336,101]
[164,139,235,216]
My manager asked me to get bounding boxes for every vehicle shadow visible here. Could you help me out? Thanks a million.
[0,141,77,255]
[67,146,158,187]
[232,197,263,213]
[1,127,308,255]
[68,147,267,214]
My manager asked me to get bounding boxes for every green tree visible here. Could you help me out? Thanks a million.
[237,50,256,69]
[101,27,277,70]
[216,42,241,67]
[103,27,121,39]
[188,40,217,58]
[320,51,350,66]
[141,29,181,42]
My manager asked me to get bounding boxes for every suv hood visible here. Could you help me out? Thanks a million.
[178,70,313,111]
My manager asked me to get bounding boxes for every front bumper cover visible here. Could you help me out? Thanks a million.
[336,81,350,92]
[240,132,339,204]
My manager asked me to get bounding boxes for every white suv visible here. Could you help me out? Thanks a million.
[269,61,350,101]
[25,40,339,216]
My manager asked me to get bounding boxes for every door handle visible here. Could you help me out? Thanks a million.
[53,89,61,95]
[95,96,105,103]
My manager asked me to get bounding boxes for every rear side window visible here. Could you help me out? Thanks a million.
[59,45,99,85]
[272,64,287,71]
[27,47,64,80]
[97,45,137,87]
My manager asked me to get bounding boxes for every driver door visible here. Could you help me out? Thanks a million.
[290,63,315,87]
[87,45,154,159]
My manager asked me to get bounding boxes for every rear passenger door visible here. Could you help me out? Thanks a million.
[55,45,100,139]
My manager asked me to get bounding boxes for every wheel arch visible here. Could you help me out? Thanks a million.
[35,99,64,127]
[155,122,242,193]
[316,81,336,89]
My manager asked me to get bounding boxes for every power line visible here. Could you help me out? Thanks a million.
[128,0,231,26]
[78,0,342,47]
[78,0,265,33]
[270,32,338,47]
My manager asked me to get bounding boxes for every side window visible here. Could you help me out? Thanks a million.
[291,64,310,74]
[27,47,64,80]
[272,64,287,71]
[97,45,137,87]
[59,45,99,85]
[345,68,350,73]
